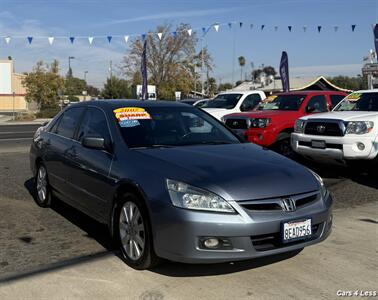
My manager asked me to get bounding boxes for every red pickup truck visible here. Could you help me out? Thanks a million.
[222,90,347,156]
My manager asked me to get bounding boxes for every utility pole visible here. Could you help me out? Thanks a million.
[12,92,15,121]
[84,71,88,82]
[68,56,75,77]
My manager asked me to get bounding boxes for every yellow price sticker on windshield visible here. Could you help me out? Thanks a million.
[345,93,361,101]
[264,95,277,102]
[113,107,152,121]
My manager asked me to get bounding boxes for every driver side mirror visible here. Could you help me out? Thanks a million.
[240,104,253,112]
[82,136,107,151]
[306,105,316,113]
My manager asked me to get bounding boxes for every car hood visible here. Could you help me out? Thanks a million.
[136,143,318,201]
[301,111,378,121]
[202,108,236,120]
[225,110,301,120]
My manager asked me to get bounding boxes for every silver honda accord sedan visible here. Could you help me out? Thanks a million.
[30,100,332,269]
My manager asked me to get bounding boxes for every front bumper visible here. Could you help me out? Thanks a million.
[244,128,276,147]
[291,133,378,160]
[153,193,332,263]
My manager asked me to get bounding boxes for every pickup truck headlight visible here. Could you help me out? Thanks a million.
[346,121,374,134]
[166,179,235,213]
[294,119,306,133]
[250,118,271,128]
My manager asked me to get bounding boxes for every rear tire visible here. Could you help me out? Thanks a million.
[115,193,161,270]
[34,163,52,207]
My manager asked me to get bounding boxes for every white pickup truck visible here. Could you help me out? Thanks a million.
[202,90,266,120]
[291,90,378,163]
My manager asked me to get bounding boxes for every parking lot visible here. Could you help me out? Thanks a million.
[0,131,377,299]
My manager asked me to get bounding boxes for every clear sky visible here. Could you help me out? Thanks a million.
[0,0,377,87]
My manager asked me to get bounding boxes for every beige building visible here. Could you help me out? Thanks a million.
[0,60,30,112]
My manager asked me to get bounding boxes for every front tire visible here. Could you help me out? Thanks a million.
[34,163,52,207]
[115,193,160,270]
[274,132,295,158]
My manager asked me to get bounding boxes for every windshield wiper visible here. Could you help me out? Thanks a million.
[131,144,176,149]
[181,140,236,146]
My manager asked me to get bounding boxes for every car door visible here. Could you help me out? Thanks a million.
[43,107,85,199]
[240,94,262,112]
[303,95,328,114]
[66,107,114,220]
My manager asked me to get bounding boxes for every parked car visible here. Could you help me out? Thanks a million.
[291,89,378,164]
[194,99,210,108]
[202,91,266,120]
[222,91,347,156]
[30,100,332,269]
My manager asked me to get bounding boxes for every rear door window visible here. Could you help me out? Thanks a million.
[55,107,85,139]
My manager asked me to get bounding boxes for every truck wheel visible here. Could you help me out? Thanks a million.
[274,133,295,158]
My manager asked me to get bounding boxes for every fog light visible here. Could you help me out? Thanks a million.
[204,238,219,248]
[357,142,365,150]
[258,134,263,140]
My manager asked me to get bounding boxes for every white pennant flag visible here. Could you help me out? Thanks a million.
[187,29,192,36]
[88,36,94,44]
[5,36,11,44]
[157,32,163,40]
[48,37,54,45]
[124,35,129,43]
[214,24,219,32]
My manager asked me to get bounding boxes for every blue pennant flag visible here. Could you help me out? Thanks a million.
[27,36,33,44]
[69,37,75,44]
[202,27,206,35]
[141,39,148,100]
[172,31,177,38]
[317,26,322,33]
[261,25,265,31]
[288,26,292,32]
[228,22,232,29]
[141,34,146,41]
[107,36,112,43]
[250,24,254,29]
[239,22,243,28]
[351,24,356,32]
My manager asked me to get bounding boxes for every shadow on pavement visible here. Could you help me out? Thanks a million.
[151,249,302,277]
[24,177,115,251]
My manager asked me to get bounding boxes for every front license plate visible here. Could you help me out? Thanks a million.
[282,219,312,242]
[311,140,326,149]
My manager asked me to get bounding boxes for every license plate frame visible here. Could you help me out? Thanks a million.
[281,218,312,243]
[311,140,326,149]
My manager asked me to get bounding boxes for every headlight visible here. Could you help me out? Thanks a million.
[250,118,271,128]
[294,119,306,133]
[309,170,327,199]
[346,121,374,135]
[166,179,235,213]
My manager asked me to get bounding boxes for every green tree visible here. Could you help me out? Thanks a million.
[218,83,233,92]
[327,76,367,91]
[22,60,64,111]
[64,77,87,101]
[86,85,100,97]
[262,66,277,77]
[238,56,246,81]
[205,77,217,97]
[122,23,214,98]
[101,76,131,99]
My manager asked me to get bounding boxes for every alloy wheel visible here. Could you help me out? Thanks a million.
[36,166,47,202]
[119,201,146,261]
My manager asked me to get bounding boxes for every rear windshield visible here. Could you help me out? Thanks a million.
[257,94,306,111]
[113,106,240,148]
[203,94,242,109]
[333,92,378,111]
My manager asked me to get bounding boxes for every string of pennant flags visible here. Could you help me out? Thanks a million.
[0,22,375,45]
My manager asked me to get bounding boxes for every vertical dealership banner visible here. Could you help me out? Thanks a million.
[141,39,148,100]
[374,24,378,57]
[279,51,290,92]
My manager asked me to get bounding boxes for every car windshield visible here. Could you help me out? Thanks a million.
[257,94,306,111]
[114,106,240,148]
[203,94,242,109]
[333,92,378,111]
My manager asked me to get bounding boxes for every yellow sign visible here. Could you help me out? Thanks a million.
[345,93,361,102]
[113,107,151,121]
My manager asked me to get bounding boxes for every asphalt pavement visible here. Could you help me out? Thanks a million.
[0,134,377,299]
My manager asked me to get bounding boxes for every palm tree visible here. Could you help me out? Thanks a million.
[238,56,246,81]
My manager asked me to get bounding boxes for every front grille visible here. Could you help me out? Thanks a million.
[225,118,248,130]
[304,121,344,136]
[251,223,322,251]
[240,192,319,213]
[298,141,343,150]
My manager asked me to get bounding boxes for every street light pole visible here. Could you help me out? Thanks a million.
[68,56,75,77]
[84,71,88,82]
[12,92,15,121]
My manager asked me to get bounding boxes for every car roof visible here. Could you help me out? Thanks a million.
[217,90,264,95]
[70,100,190,110]
[275,90,347,95]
